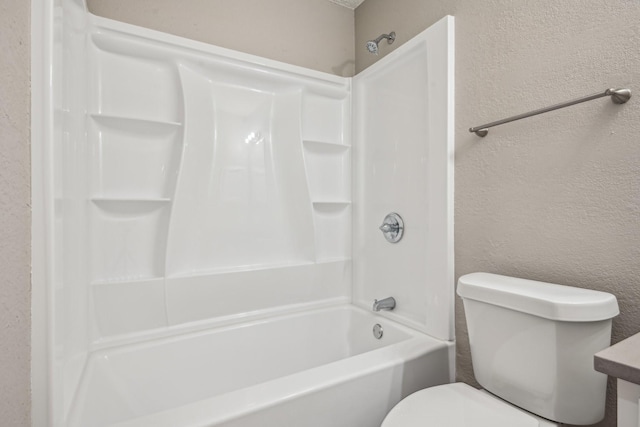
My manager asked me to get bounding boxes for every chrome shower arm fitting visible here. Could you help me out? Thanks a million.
[374,31,396,45]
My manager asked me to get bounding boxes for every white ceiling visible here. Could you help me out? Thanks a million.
[327,0,366,9]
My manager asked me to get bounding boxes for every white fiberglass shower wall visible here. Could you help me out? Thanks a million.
[32,1,454,425]
[353,23,455,339]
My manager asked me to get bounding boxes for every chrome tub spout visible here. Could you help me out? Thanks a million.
[373,297,396,312]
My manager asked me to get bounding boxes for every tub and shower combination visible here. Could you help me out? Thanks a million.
[32,1,454,426]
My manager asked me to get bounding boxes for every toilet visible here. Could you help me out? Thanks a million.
[382,272,619,426]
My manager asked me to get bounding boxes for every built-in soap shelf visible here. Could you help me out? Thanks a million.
[90,276,164,286]
[91,197,172,204]
[89,113,182,130]
[90,198,172,213]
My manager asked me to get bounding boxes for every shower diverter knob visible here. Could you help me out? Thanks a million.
[379,213,404,243]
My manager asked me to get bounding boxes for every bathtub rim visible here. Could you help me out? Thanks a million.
[89,299,446,363]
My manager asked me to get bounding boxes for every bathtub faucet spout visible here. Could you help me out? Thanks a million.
[373,297,396,312]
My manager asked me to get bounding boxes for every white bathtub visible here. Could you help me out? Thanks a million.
[70,305,453,427]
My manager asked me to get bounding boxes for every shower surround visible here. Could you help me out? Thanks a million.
[32,1,455,426]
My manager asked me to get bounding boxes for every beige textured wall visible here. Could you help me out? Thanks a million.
[0,0,31,425]
[87,0,356,76]
[356,1,640,426]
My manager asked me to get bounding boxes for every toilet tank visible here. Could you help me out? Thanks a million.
[457,273,619,425]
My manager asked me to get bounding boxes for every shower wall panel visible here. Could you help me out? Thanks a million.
[166,65,314,275]
[60,15,353,344]
[353,17,454,341]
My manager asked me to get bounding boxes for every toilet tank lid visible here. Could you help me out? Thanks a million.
[457,273,619,322]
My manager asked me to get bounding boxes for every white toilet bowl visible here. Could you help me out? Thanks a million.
[381,383,556,427]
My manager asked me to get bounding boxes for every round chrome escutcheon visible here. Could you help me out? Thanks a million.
[379,213,404,243]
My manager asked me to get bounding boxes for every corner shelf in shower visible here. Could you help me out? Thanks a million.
[91,198,172,213]
[91,197,172,202]
[90,276,165,286]
[89,113,183,130]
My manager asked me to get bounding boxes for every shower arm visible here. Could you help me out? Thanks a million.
[374,32,396,45]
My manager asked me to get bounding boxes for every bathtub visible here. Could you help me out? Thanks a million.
[70,304,453,427]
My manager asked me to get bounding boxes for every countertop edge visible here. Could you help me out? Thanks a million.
[594,331,640,386]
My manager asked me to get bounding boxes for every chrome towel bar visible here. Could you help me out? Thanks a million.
[469,88,631,137]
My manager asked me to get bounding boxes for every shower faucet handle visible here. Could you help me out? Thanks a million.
[379,223,398,233]
[379,213,404,243]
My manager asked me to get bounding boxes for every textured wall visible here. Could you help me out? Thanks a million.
[356,1,640,426]
[0,0,31,425]
[87,0,355,77]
